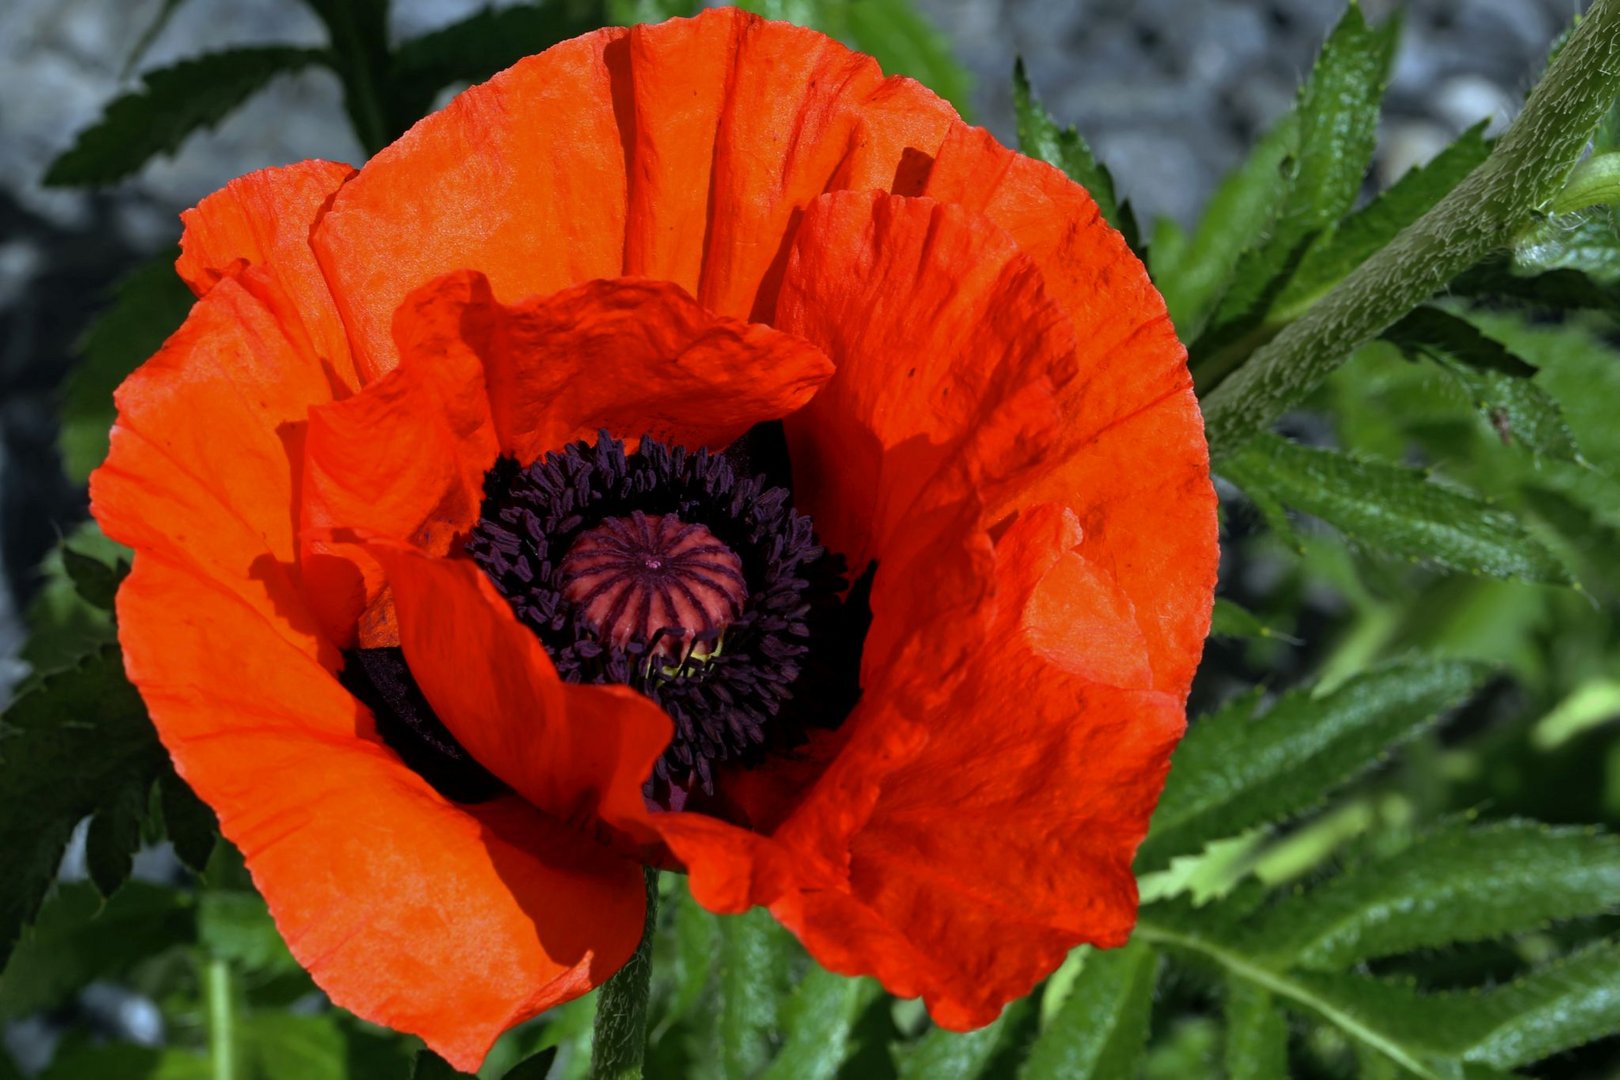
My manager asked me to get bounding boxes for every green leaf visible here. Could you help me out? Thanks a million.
[892,996,1032,1080]
[1209,598,1292,642]
[1449,257,1620,310]
[1222,434,1575,584]
[1013,60,1131,244]
[160,770,219,873]
[60,545,129,614]
[244,1013,347,1080]
[830,0,972,118]
[391,3,604,119]
[20,523,127,679]
[1196,4,1398,355]
[0,646,165,965]
[607,0,703,25]
[1022,941,1158,1079]
[502,1048,559,1080]
[1281,123,1492,311]
[1451,939,1620,1070]
[198,891,299,977]
[1138,660,1487,872]
[61,254,195,483]
[1512,207,1620,282]
[1155,112,1298,335]
[1224,979,1289,1080]
[713,907,796,1078]
[1252,820,1620,969]
[1551,151,1620,214]
[0,881,191,1018]
[41,1044,210,1080]
[409,1049,474,1079]
[44,48,326,187]
[84,777,148,898]
[1382,307,1582,463]
[759,969,877,1080]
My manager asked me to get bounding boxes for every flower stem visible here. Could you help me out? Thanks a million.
[205,957,240,1080]
[591,868,660,1080]
[1199,0,1620,461]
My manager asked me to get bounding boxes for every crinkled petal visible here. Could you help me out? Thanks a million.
[115,555,645,1073]
[311,8,958,379]
[301,277,499,646]
[795,506,1184,1029]
[176,160,359,393]
[922,123,1216,694]
[91,271,344,666]
[374,542,671,848]
[774,189,1076,591]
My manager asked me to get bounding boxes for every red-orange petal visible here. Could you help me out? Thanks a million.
[774,190,1077,581]
[115,555,645,1072]
[921,123,1216,694]
[312,29,632,381]
[176,160,359,393]
[311,9,959,380]
[803,505,1185,1028]
[374,542,671,848]
[445,275,835,464]
[91,270,344,666]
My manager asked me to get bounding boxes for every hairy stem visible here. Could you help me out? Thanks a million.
[1200,0,1620,460]
[591,868,660,1080]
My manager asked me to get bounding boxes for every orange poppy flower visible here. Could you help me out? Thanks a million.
[90,6,1216,1070]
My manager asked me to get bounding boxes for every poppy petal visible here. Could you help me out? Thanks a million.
[920,125,1216,692]
[774,189,1077,577]
[90,271,343,665]
[176,160,359,392]
[115,554,646,1072]
[300,275,499,647]
[373,542,671,847]
[311,29,632,380]
[312,8,960,379]
[431,275,836,463]
[804,505,1184,1028]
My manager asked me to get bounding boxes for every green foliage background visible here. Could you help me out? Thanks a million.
[7,1,1620,1077]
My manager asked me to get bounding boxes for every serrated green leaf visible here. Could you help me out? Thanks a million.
[1195,5,1398,363]
[1253,820,1620,969]
[1512,207,1620,282]
[84,777,148,898]
[1222,434,1574,584]
[1281,123,1492,312]
[391,3,603,120]
[20,523,128,679]
[1383,307,1582,463]
[1013,60,1128,242]
[1022,941,1157,1080]
[1450,257,1620,310]
[1156,111,1298,335]
[1452,939,1620,1069]
[893,996,1031,1080]
[1225,979,1289,1080]
[44,48,325,187]
[160,770,218,873]
[713,906,796,1078]
[61,254,195,483]
[0,881,191,1019]
[0,646,165,966]
[1139,661,1487,872]
[759,969,877,1080]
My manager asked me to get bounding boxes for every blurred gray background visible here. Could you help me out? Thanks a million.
[0,0,1581,698]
